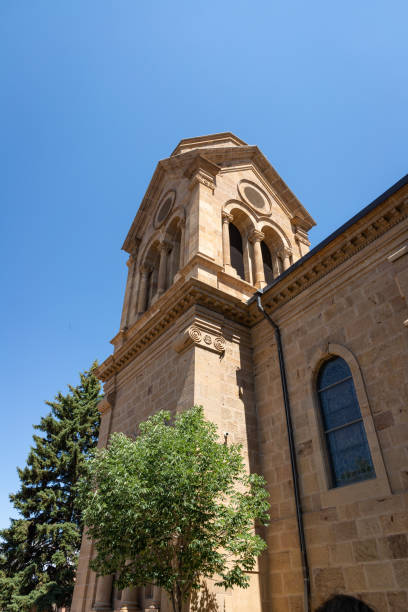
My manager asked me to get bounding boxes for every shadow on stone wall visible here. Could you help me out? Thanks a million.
[190,582,220,612]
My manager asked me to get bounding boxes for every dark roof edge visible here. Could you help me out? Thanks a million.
[249,173,408,304]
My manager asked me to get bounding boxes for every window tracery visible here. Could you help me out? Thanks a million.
[317,356,375,488]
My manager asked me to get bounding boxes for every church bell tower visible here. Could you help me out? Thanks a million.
[71,133,315,612]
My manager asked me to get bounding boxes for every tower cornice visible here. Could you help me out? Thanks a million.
[96,273,252,383]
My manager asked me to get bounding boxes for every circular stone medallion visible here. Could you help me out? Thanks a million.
[154,190,176,228]
[238,180,270,213]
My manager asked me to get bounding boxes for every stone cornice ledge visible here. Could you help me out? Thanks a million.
[96,278,251,382]
[248,193,408,323]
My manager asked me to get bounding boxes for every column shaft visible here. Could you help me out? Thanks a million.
[250,230,265,288]
[222,212,233,267]
[93,574,113,611]
[178,219,186,269]
[120,255,137,329]
[120,586,140,611]
[157,244,168,294]
[272,253,280,278]
[137,268,149,314]
[282,248,291,270]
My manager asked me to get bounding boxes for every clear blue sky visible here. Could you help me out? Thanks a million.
[1,1,407,529]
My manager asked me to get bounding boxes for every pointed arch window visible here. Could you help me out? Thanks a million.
[261,241,274,285]
[317,357,375,488]
[229,223,245,280]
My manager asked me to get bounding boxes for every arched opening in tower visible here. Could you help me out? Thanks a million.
[261,241,274,285]
[229,223,245,280]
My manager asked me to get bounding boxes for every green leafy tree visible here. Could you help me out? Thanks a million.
[0,364,102,612]
[78,406,269,612]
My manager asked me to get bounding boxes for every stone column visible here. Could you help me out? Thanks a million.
[249,229,266,289]
[120,253,137,329]
[137,265,150,315]
[157,241,169,295]
[167,241,176,285]
[144,584,160,610]
[93,574,113,611]
[178,218,186,269]
[272,253,280,278]
[120,585,140,612]
[280,246,292,271]
[221,211,233,267]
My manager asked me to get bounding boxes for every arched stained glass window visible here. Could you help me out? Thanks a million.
[317,357,375,488]
[229,223,245,280]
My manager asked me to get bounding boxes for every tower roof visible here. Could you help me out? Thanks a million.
[171,132,247,156]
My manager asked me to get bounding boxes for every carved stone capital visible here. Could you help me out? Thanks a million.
[222,211,234,224]
[173,325,226,355]
[279,246,292,258]
[295,234,311,246]
[97,398,110,415]
[98,391,116,415]
[188,171,216,193]
[139,263,151,276]
[184,154,220,181]
[158,239,171,252]
[129,237,141,257]
[249,229,265,244]
[126,254,137,268]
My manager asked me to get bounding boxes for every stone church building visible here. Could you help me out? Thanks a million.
[71,134,408,612]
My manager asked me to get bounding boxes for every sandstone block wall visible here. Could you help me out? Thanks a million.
[252,222,408,611]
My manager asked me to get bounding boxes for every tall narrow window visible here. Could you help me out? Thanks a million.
[229,223,245,280]
[261,241,274,284]
[317,357,375,488]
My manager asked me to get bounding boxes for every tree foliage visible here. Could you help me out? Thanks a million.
[0,364,102,612]
[78,406,269,612]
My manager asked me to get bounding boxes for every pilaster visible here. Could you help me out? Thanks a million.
[184,155,221,263]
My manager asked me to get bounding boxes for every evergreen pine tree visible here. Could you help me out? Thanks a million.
[0,363,102,611]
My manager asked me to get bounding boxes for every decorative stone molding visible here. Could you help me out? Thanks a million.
[238,179,271,215]
[248,229,265,244]
[291,216,311,246]
[388,242,408,327]
[98,271,249,382]
[222,210,233,224]
[140,262,151,275]
[184,154,220,194]
[129,237,142,258]
[188,170,216,193]
[184,154,220,181]
[173,324,226,355]
[213,336,226,352]
[154,190,176,229]
[158,238,171,252]
[387,243,408,262]
[97,391,116,415]
[126,255,135,269]
[278,246,292,258]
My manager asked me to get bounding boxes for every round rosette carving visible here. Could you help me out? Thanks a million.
[188,326,202,343]
[214,336,226,352]
[204,335,212,345]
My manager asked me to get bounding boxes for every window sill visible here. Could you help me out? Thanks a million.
[321,473,391,508]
